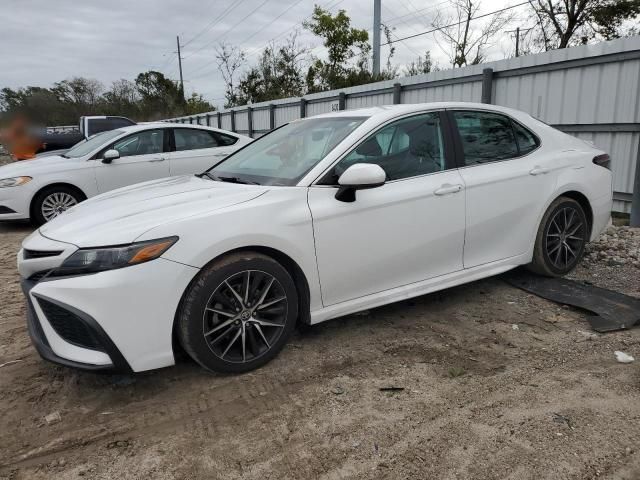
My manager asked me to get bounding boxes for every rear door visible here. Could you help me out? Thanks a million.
[448,109,557,268]
[167,128,238,175]
[93,128,170,193]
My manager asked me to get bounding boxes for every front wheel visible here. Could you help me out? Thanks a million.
[528,196,589,277]
[32,186,84,225]
[177,252,298,373]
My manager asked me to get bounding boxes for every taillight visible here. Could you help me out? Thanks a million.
[593,154,611,170]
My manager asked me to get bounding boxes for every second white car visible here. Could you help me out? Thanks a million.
[0,123,251,224]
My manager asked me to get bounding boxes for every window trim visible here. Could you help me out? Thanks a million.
[313,110,457,186]
[93,128,168,160]
[446,109,541,170]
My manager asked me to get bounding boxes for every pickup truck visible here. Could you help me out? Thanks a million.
[35,116,136,156]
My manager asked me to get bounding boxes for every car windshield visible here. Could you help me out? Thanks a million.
[208,117,367,186]
[64,129,124,158]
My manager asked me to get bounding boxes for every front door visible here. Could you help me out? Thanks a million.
[167,128,235,176]
[94,128,170,193]
[308,111,466,307]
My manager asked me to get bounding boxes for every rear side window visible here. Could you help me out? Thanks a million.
[213,132,238,146]
[174,129,218,151]
[512,121,539,155]
[453,111,519,165]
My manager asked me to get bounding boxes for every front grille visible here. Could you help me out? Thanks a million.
[0,206,16,214]
[24,249,63,260]
[29,270,53,282]
[37,298,105,352]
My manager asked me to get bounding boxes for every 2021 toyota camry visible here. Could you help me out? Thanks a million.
[17,102,613,374]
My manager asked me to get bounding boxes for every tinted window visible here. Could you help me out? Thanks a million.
[332,112,445,182]
[174,129,218,151]
[111,129,164,157]
[66,129,123,158]
[213,132,238,146]
[513,121,539,155]
[453,111,518,165]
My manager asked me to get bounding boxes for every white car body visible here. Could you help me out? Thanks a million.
[17,102,612,373]
[0,123,251,222]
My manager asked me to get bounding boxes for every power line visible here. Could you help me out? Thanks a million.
[181,0,247,49]
[381,1,530,45]
[383,0,450,27]
[237,0,307,48]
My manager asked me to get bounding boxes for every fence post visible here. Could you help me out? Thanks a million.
[230,110,236,133]
[206,114,211,126]
[247,106,254,138]
[300,98,307,118]
[338,92,346,110]
[393,83,402,104]
[481,68,494,104]
[631,139,640,227]
[217,112,222,129]
[269,104,275,130]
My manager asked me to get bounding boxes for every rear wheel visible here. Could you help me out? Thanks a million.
[529,196,589,277]
[32,186,84,225]
[177,252,298,373]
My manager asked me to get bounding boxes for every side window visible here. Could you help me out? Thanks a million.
[453,111,518,165]
[174,129,219,151]
[213,132,238,146]
[111,129,164,157]
[512,121,539,155]
[333,112,446,181]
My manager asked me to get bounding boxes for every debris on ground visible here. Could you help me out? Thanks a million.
[512,324,519,331]
[448,367,466,378]
[0,359,22,369]
[614,351,635,364]
[378,386,404,392]
[552,413,574,429]
[578,330,598,340]
[331,386,345,395]
[583,226,640,269]
[44,412,61,425]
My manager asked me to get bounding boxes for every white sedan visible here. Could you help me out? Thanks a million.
[0,123,251,224]
[18,102,612,374]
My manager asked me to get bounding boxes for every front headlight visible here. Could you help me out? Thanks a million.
[0,176,32,188]
[54,237,178,276]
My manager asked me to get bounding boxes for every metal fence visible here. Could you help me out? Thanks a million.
[166,36,640,214]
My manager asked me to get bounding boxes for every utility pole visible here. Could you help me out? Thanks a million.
[372,0,381,76]
[515,26,520,57]
[176,35,185,102]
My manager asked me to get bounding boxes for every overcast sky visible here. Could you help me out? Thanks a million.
[2,0,531,108]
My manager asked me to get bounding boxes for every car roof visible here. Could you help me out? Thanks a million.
[309,102,533,122]
[117,122,247,138]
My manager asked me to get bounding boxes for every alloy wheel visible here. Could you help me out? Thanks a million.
[41,192,78,221]
[202,270,288,364]
[545,206,586,270]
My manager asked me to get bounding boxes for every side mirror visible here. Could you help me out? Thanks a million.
[102,149,120,164]
[335,163,386,202]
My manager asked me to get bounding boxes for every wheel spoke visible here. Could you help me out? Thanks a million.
[564,241,576,260]
[206,320,237,341]
[250,318,284,328]
[256,277,275,307]
[206,307,235,318]
[225,280,244,306]
[257,296,286,310]
[241,325,246,362]
[253,323,270,348]
[221,328,242,359]
[243,271,251,304]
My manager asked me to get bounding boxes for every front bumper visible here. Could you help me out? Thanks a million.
[0,186,31,220]
[19,233,199,372]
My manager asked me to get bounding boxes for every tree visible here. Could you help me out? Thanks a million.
[214,42,247,108]
[234,35,307,105]
[529,0,640,50]
[303,6,375,92]
[432,0,515,67]
[101,79,140,118]
[184,92,215,115]
[403,51,438,76]
[135,70,184,119]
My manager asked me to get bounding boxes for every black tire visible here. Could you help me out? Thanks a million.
[528,196,589,277]
[177,251,298,374]
[31,185,85,226]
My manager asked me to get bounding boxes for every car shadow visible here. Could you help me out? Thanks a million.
[0,221,34,235]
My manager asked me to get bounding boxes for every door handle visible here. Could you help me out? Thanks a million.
[149,157,166,162]
[434,184,462,196]
[529,166,549,175]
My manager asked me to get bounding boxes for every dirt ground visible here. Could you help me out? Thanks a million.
[1,211,640,478]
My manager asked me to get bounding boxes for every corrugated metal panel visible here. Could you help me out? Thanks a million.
[220,113,232,131]
[252,109,270,131]
[307,101,336,116]
[274,105,299,126]
[346,92,393,109]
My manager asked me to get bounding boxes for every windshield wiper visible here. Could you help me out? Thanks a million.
[203,173,260,185]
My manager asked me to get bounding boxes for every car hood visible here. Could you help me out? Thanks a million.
[0,155,75,177]
[39,175,269,247]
